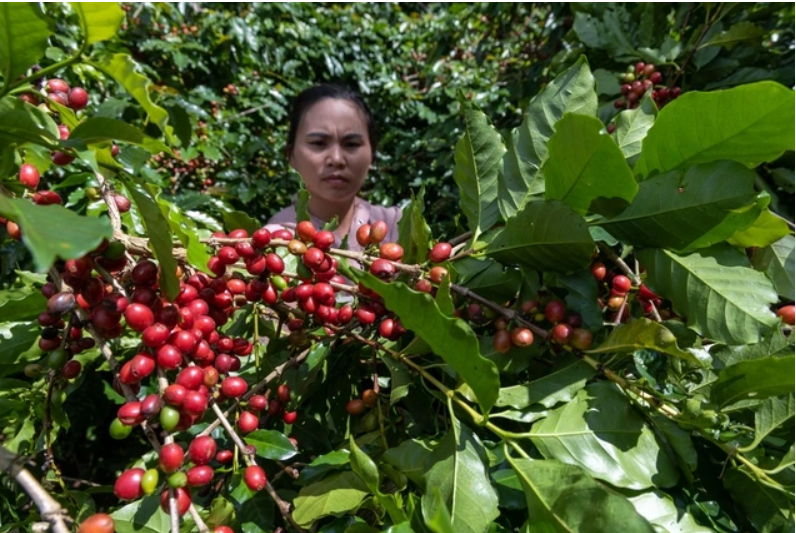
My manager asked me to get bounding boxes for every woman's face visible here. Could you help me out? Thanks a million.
[289,98,373,207]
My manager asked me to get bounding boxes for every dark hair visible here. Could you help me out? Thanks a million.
[286,83,378,160]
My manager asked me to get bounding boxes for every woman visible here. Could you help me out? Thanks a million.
[267,84,401,250]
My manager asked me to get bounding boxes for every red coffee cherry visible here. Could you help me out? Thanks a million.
[777,305,795,326]
[19,164,40,189]
[221,376,248,398]
[303,247,325,269]
[379,243,404,261]
[369,221,388,244]
[249,395,268,411]
[591,261,606,282]
[188,436,217,465]
[338,305,354,324]
[271,229,293,240]
[370,258,396,280]
[118,402,144,426]
[252,228,271,247]
[238,410,260,434]
[114,468,145,500]
[47,78,70,93]
[493,329,512,354]
[68,87,89,110]
[282,411,298,424]
[78,513,115,533]
[612,275,632,294]
[510,328,534,348]
[414,279,433,293]
[217,246,239,265]
[356,224,371,247]
[346,399,365,415]
[570,328,594,350]
[362,389,379,406]
[429,266,448,284]
[379,318,394,338]
[544,300,566,323]
[244,465,267,491]
[265,253,284,275]
[313,230,335,250]
[215,449,233,464]
[429,242,452,263]
[277,384,291,403]
[186,465,214,487]
[551,323,573,345]
[159,443,185,473]
[355,306,376,325]
[62,360,82,379]
[164,384,188,406]
[296,220,317,242]
[114,194,131,213]
[130,354,156,380]
[160,487,191,516]
[176,367,205,390]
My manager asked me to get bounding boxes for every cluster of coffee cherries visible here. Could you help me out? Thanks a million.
[489,297,594,354]
[590,260,674,323]
[607,61,682,135]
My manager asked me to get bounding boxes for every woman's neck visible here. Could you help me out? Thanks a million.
[307,196,357,237]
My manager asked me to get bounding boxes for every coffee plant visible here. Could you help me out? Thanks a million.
[0,4,794,533]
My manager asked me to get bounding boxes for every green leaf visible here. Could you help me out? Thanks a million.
[296,188,310,223]
[637,245,779,345]
[486,201,595,273]
[421,413,499,533]
[222,210,261,235]
[397,187,432,266]
[349,437,407,524]
[122,180,180,301]
[496,356,595,410]
[71,2,124,45]
[435,274,454,316]
[700,21,764,50]
[422,488,455,533]
[543,113,637,215]
[727,209,791,249]
[752,236,795,299]
[0,3,52,87]
[547,269,603,331]
[0,194,113,272]
[499,128,543,220]
[597,161,759,251]
[454,257,522,303]
[452,94,505,238]
[612,92,657,164]
[380,354,412,405]
[165,105,191,148]
[530,382,680,489]
[506,456,656,533]
[0,322,41,374]
[635,82,795,177]
[746,396,795,451]
[711,356,795,407]
[0,96,60,150]
[586,318,707,366]
[91,54,175,143]
[244,429,298,461]
[111,495,170,533]
[723,468,794,533]
[292,471,370,528]
[383,439,432,488]
[0,289,45,322]
[358,275,499,413]
[626,491,713,533]
[515,56,598,183]
[68,118,171,154]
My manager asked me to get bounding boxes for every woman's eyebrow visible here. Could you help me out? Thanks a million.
[304,132,364,140]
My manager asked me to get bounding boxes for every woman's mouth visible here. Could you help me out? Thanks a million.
[322,174,349,187]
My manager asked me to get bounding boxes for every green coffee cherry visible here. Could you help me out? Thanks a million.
[109,418,133,440]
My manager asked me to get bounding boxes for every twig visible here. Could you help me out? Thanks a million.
[209,401,253,460]
[188,504,210,533]
[0,447,72,533]
[198,350,310,438]
[597,242,641,285]
[95,171,122,234]
[168,487,180,533]
[448,231,473,247]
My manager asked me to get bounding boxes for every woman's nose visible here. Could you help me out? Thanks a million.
[327,144,344,167]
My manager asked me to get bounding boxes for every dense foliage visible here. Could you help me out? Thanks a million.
[0,3,794,533]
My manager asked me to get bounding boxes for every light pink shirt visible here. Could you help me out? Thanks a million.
[265,197,402,252]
